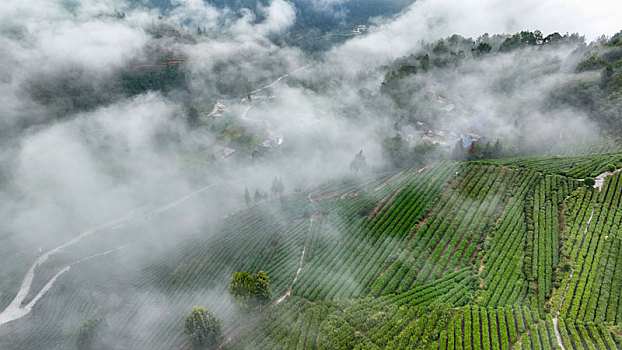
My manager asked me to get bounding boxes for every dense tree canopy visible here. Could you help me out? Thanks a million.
[184,306,222,348]
[230,270,273,309]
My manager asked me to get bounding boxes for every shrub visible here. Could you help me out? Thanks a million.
[77,319,111,350]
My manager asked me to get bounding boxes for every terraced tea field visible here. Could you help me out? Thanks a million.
[2,154,622,349]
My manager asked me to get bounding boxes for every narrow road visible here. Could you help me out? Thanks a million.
[0,248,119,326]
[1,65,311,329]
[250,65,308,94]
[275,216,315,304]
[0,182,222,327]
[552,203,596,350]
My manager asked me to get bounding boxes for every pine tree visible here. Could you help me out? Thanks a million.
[271,177,278,196]
[253,270,272,306]
[349,150,367,173]
[277,177,284,195]
[452,139,466,161]
[492,139,503,158]
[244,188,251,206]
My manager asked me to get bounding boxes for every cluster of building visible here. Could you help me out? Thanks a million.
[206,95,271,118]
[213,135,283,160]
[421,129,482,148]
[352,25,367,34]
[416,100,486,148]
[257,136,283,152]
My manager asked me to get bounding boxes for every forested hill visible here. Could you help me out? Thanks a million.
[132,0,416,52]
[380,30,622,144]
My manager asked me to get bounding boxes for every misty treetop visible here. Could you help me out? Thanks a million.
[77,319,112,350]
[349,150,368,173]
[230,270,273,309]
[184,306,222,348]
[377,29,622,162]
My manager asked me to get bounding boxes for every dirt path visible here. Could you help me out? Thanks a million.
[217,216,315,349]
[593,168,621,190]
[0,248,119,326]
[550,168,618,349]
[552,193,596,349]
[552,199,596,350]
[577,168,622,191]
[275,216,315,304]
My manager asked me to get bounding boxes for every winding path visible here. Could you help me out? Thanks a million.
[0,182,222,327]
[217,216,316,349]
[250,65,308,94]
[552,202,596,350]
[551,168,620,349]
[1,65,311,328]
[275,216,315,304]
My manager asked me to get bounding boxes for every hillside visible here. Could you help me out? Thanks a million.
[2,153,622,349]
[2,1,622,348]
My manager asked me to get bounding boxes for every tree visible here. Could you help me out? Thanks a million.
[254,189,262,203]
[271,177,279,196]
[451,139,467,161]
[492,139,503,158]
[467,142,484,161]
[184,306,221,348]
[483,141,493,159]
[229,271,272,309]
[349,150,367,173]
[411,142,446,167]
[187,106,199,128]
[244,188,251,206]
[276,177,284,195]
[253,270,272,306]
[607,163,616,172]
[382,134,408,168]
[474,42,492,55]
[584,177,596,187]
[230,271,255,307]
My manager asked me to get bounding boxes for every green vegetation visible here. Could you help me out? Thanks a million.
[7,153,622,349]
[477,152,622,178]
[77,319,110,350]
[379,30,622,160]
[230,270,273,309]
[184,306,222,347]
[218,155,622,349]
[118,65,186,96]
